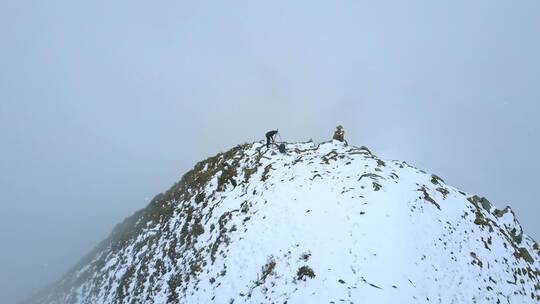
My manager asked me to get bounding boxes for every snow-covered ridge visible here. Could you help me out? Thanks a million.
[24,141,540,304]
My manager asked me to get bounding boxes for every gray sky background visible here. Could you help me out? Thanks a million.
[1,1,539,303]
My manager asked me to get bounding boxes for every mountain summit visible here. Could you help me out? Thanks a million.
[25,141,540,303]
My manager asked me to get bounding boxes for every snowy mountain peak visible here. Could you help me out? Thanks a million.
[25,141,540,303]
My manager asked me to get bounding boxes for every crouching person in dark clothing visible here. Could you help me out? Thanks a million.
[265,130,278,147]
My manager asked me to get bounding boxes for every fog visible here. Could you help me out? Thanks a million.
[1,1,539,302]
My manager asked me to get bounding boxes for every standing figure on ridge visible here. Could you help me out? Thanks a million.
[265,130,279,148]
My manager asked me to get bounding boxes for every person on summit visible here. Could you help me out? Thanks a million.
[265,130,279,148]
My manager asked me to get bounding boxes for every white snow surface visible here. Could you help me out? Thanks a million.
[26,141,540,304]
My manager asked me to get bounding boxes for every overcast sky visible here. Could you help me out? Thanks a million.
[1,1,539,303]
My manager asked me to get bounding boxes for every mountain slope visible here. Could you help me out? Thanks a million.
[25,141,540,304]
